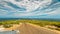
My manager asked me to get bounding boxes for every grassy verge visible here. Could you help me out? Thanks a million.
[0,20,20,28]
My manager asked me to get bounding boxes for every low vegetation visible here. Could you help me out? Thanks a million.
[0,19,60,31]
[0,20,20,28]
[19,19,60,31]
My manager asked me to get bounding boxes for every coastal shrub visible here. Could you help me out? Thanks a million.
[3,24,13,28]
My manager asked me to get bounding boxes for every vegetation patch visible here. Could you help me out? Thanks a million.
[0,19,60,31]
[19,19,60,31]
[0,20,20,28]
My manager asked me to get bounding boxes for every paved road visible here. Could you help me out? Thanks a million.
[17,23,60,34]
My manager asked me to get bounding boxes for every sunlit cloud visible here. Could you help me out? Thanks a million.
[0,0,60,18]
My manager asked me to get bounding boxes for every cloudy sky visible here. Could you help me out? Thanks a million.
[0,0,60,19]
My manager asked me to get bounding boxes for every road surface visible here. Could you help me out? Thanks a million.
[17,23,60,34]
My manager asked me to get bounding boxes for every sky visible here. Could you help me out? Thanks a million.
[0,0,60,19]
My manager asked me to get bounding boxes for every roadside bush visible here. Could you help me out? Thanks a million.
[3,24,13,28]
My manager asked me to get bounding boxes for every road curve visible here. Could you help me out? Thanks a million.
[17,23,60,34]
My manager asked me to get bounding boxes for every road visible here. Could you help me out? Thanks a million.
[17,23,60,34]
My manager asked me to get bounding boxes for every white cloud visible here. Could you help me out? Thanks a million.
[0,0,60,18]
[47,8,60,15]
[5,0,52,12]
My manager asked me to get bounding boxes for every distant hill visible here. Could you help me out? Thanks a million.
[0,18,60,21]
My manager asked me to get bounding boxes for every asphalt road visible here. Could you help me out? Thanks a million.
[17,23,60,34]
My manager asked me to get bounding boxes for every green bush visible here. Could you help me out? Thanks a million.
[3,24,13,28]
